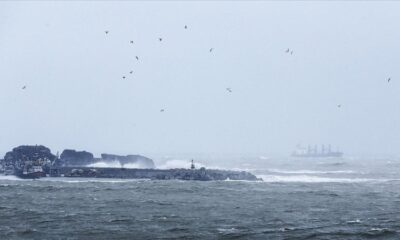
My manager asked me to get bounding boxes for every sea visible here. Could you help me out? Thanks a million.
[1,156,400,239]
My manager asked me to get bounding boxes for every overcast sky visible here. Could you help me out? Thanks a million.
[0,1,399,157]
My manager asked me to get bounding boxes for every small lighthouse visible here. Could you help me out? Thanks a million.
[190,159,195,170]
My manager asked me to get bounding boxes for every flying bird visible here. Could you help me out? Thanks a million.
[290,51,293,55]
[105,31,109,34]
[337,104,341,108]
[122,76,126,79]
[129,71,133,74]
[159,38,163,42]
[184,25,188,29]
[388,77,391,83]
[209,48,213,52]
[285,48,290,53]
[22,86,26,90]
[160,109,165,112]
[130,40,134,44]
[226,88,232,93]
[135,56,139,60]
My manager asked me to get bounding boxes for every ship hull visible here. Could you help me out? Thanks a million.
[291,153,343,158]
[16,171,46,179]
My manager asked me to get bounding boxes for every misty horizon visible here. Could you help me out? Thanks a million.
[1,2,399,157]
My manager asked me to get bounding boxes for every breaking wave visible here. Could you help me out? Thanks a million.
[257,175,400,183]
[266,169,356,174]
[86,161,142,169]
[40,178,147,183]
[157,159,206,169]
[0,175,23,181]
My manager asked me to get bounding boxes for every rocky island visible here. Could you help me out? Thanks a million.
[0,145,261,181]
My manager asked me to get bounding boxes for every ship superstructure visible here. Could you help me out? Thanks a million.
[291,144,343,158]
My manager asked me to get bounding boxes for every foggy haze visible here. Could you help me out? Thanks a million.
[1,1,399,158]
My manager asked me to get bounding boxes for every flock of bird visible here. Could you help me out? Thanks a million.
[102,25,226,113]
[20,25,393,112]
[285,48,293,55]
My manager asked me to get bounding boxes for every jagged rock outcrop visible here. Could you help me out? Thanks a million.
[59,149,94,167]
[101,154,155,169]
[3,145,56,173]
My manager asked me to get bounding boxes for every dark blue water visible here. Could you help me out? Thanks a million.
[1,157,400,239]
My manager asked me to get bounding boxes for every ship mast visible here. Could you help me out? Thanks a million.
[190,159,195,170]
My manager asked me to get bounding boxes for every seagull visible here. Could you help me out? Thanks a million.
[184,25,188,29]
[130,40,134,44]
[209,48,213,52]
[105,31,109,34]
[135,56,139,60]
[160,109,165,112]
[159,38,163,42]
[388,77,391,83]
[129,70,133,74]
[122,76,126,79]
[285,48,290,53]
[226,88,232,93]
[22,86,26,90]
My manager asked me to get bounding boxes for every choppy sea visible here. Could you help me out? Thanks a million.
[1,156,400,239]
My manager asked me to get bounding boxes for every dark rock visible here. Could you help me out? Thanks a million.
[59,149,94,167]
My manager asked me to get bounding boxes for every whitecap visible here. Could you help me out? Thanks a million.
[217,228,238,234]
[347,219,361,224]
[0,175,24,181]
[266,169,355,174]
[86,161,144,169]
[39,177,148,183]
[257,174,400,183]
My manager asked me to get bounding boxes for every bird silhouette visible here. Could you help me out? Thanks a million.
[22,86,26,90]
[122,76,126,79]
[209,48,213,52]
[105,31,109,34]
[160,109,165,112]
[184,25,188,29]
[388,77,391,83]
[337,104,341,108]
[285,48,290,53]
[130,40,134,44]
[226,88,232,93]
[135,56,139,60]
[290,51,293,55]
[129,71,133,74]
[159,38,162,41]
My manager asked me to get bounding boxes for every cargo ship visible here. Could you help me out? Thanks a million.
[291,144,343,158]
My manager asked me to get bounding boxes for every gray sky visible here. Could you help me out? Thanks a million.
[1,1,399,157]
